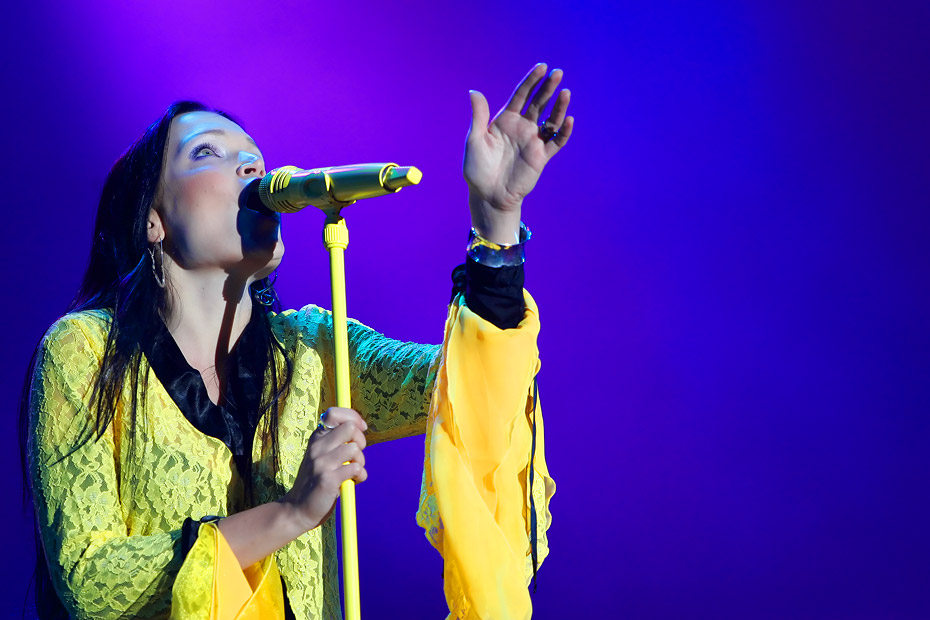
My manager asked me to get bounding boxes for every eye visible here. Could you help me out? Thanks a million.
[190,142,222,159]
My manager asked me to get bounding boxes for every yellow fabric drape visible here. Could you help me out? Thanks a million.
[170,522,285,620]
[418,291,555,620]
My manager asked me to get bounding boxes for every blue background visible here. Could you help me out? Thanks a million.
[2,1,928,617]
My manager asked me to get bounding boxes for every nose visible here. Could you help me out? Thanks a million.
[238,152,265,179]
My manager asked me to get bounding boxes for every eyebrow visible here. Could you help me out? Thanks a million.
[177,128,258,154]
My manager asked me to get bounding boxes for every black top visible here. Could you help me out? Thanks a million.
[141,302,268,483]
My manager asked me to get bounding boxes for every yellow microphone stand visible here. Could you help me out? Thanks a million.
[259,163,422,620]
[322,213,361,620]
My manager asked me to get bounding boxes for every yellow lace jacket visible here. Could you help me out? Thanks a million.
[27,295,553,619]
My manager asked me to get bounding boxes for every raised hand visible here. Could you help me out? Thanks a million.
[464,63,574,245]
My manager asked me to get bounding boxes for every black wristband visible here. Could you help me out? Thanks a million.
[180,515,222,559]
[450,261,526,330]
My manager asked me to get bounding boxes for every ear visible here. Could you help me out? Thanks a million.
[146,209,165,244]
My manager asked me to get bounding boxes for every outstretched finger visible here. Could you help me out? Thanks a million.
[545,115,574,156]
[524,69,564,122]
[504,63,548,114]
[467,90,491,141]
[542,89,571,130]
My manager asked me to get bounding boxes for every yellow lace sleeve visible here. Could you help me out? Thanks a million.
[344,316,441,443]
[272,305,441,444]
[416,291,555,620]
[26,313,185,619]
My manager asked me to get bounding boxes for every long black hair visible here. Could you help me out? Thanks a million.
[19,101,293,618]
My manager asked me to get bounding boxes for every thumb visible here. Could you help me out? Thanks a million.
[467,90,490,141]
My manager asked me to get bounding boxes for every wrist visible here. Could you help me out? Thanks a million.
[276,495,320,536]
[468,194,522,245]
[217,499,318,568]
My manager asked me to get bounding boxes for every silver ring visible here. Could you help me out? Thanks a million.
[316,421,336,432]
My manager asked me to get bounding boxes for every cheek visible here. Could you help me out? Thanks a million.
[173,172,234,214]
[163,173,241,258]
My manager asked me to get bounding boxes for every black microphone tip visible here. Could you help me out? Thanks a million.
[240,178,276,216]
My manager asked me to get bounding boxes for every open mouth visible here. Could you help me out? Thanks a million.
[240,178,280,221]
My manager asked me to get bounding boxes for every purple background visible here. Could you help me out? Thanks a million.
[3,1,928,618]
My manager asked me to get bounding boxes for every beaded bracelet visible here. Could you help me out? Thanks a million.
[466,222,532,267]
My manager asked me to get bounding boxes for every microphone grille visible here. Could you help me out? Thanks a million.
[259,166,304,213]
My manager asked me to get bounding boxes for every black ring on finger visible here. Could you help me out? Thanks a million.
[538,119,557,142]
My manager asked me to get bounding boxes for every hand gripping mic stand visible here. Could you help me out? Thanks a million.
[257,163,422,620]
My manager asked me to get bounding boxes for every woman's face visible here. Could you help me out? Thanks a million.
[153,111,283,280]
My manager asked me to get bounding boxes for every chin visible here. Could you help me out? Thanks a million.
[252,240,284,280]
[238,206,283,258]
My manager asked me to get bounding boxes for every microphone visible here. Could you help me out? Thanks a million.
[247,163,422,214]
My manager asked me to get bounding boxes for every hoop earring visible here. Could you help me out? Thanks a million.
[148,239,166,288]
[255,270,278,306]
